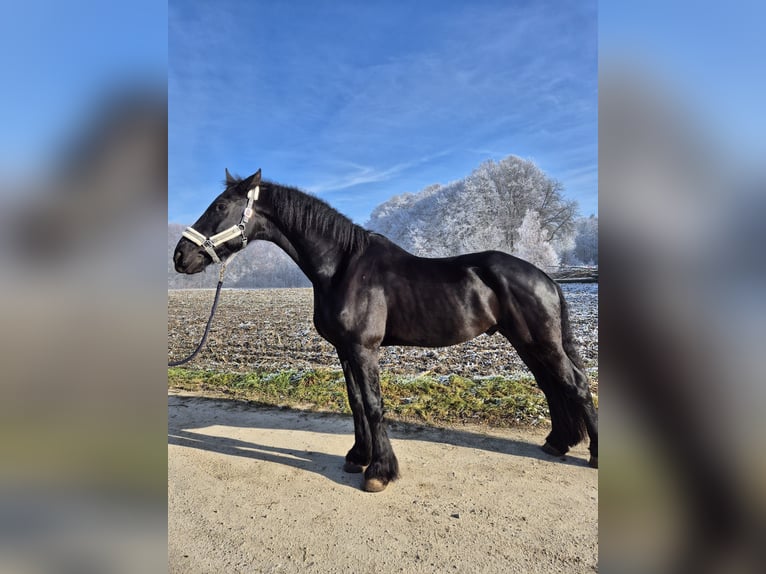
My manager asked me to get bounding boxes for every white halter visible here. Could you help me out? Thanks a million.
[181,184,260,264]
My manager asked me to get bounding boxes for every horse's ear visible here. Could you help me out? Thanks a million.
[244,169,262,190]
[225,168,236,185]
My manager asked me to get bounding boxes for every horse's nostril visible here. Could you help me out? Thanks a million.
[174,251,182,263]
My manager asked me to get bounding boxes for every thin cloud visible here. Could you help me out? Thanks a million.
[310,151,452,194]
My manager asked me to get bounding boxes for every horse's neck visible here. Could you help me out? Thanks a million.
[266,217,346,287]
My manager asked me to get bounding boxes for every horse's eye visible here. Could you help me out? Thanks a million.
[215,202,227,212]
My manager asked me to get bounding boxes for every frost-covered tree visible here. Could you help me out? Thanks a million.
[513,210,560,270]
[464,156,578,252]
[367,181,459,256]
[572,215,598,265]
[367,155,579,260]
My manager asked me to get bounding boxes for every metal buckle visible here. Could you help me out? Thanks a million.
[238,223,248,248]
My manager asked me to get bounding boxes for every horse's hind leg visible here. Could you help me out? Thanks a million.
[503,332,598,467]
[337,350,372,473]
[540,349,597,466]
[548,354,597,467]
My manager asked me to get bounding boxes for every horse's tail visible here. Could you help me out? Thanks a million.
[549,281,588,447]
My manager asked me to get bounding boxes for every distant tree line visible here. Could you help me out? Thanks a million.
[168,155,597,288]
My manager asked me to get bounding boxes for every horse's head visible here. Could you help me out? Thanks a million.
[173,168,262,274]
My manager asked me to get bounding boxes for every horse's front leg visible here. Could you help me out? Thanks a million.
[337,349,371,473]
[344,344,399,492]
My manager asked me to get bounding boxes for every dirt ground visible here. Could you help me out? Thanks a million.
[168,392,598,573]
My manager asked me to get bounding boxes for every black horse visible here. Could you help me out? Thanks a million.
[173,169,598,492]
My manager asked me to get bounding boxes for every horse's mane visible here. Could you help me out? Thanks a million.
[263,180,370,254]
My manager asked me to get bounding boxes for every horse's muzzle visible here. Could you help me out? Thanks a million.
[174,249,207,274]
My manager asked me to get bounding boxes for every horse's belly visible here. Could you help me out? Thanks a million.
[382,271,500,348]
[382,330,478,348]
[382,307,495,348]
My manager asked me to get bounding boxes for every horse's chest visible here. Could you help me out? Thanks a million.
[313,310,331,340]
[314,300,351,325]
[312,305,349,343]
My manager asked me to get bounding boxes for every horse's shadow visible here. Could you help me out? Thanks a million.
[168,426,357,488]
[168,394,590,489]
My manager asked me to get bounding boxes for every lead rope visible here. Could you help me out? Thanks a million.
[168,262,228,367]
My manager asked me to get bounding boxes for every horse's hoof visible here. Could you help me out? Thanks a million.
[588,456,598,469]
[343,461,365,473]
[363,478,388,493]
[541,441,566,458]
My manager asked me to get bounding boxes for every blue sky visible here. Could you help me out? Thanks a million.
[169,0,597,224]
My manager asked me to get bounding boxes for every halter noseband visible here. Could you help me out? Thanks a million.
[181,184,260,264]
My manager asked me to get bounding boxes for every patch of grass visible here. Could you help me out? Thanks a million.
[168,367,350,413]
[168,367,599,428]
[379,372,549,427]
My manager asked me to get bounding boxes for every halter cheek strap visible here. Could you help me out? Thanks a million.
[182,184,260,264]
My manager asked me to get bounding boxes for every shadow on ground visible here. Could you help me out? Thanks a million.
[168,393,591,488]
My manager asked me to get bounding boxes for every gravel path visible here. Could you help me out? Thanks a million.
[167,284,598,382]
[168,394,598,574]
